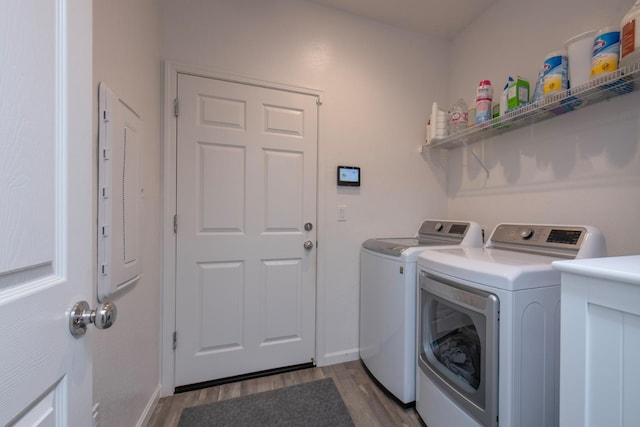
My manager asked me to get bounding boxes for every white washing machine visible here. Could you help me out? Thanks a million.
[415,223,606,427]
[359,220,484,405]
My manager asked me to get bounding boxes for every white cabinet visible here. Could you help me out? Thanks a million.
[553,256,640,427]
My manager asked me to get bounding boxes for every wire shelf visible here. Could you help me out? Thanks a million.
[424,61,640,150]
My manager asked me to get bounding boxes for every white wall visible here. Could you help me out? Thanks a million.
[447,0,640,256]
[161,0,449,366]
[93,1,162,425]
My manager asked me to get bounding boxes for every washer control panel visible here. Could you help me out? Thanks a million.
[418,220,469,238]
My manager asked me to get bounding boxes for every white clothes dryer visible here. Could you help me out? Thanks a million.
[416,223,606,427]
[360,220,483,404]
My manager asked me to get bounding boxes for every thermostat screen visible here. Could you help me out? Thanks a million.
[337,166,360,186]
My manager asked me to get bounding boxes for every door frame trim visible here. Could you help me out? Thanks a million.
[160,61,325,395]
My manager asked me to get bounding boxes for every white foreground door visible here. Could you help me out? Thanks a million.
[175,74,318,387]
[0,1,93,425]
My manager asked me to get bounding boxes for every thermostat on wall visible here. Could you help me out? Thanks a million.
[337,166,360,186]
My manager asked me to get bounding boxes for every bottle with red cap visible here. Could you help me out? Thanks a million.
[475,80,493,124]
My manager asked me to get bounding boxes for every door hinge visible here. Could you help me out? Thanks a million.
[316,99,322,106]
[173,331,177,350]
[173,214,178,233]
[174,98,179,117]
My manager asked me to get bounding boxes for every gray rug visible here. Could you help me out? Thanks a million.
[177,378,356,427]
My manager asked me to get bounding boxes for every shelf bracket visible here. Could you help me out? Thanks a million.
[461,139,490,178]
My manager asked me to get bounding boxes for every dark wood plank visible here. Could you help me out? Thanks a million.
[146,361,424,427]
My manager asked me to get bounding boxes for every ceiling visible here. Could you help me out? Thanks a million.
[306,0,498,39]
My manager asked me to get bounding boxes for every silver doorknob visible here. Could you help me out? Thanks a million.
[304,240,314,250]
[69,300,118,337]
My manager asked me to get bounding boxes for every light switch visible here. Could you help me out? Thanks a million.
[338,205,347,221]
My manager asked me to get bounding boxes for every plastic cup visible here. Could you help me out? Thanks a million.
[565,30,596,88]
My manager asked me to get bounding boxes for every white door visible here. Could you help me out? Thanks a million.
[175,73,318,387]
[0,1,93,425]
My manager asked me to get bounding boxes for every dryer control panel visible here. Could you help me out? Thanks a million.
[488,224,606,259]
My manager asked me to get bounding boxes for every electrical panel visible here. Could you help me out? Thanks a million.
[97,82,143,301]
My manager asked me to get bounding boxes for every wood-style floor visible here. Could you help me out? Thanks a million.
[147,360,425,427]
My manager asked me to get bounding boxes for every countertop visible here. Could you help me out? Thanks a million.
[552,255,640,285]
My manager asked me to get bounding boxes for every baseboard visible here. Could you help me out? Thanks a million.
[318,348,360,366]
[136,383,161,427]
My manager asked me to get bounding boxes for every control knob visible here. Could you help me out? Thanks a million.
[520,228,534,240]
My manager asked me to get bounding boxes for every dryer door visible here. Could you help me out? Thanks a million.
[418,270,499,427]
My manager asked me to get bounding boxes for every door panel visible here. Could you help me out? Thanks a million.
[200,144,245,232]
[261,258,305,344]
[264,151,303,230]
[175,74,318,387]
[199,261,244,352]
[0,0,92,425]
